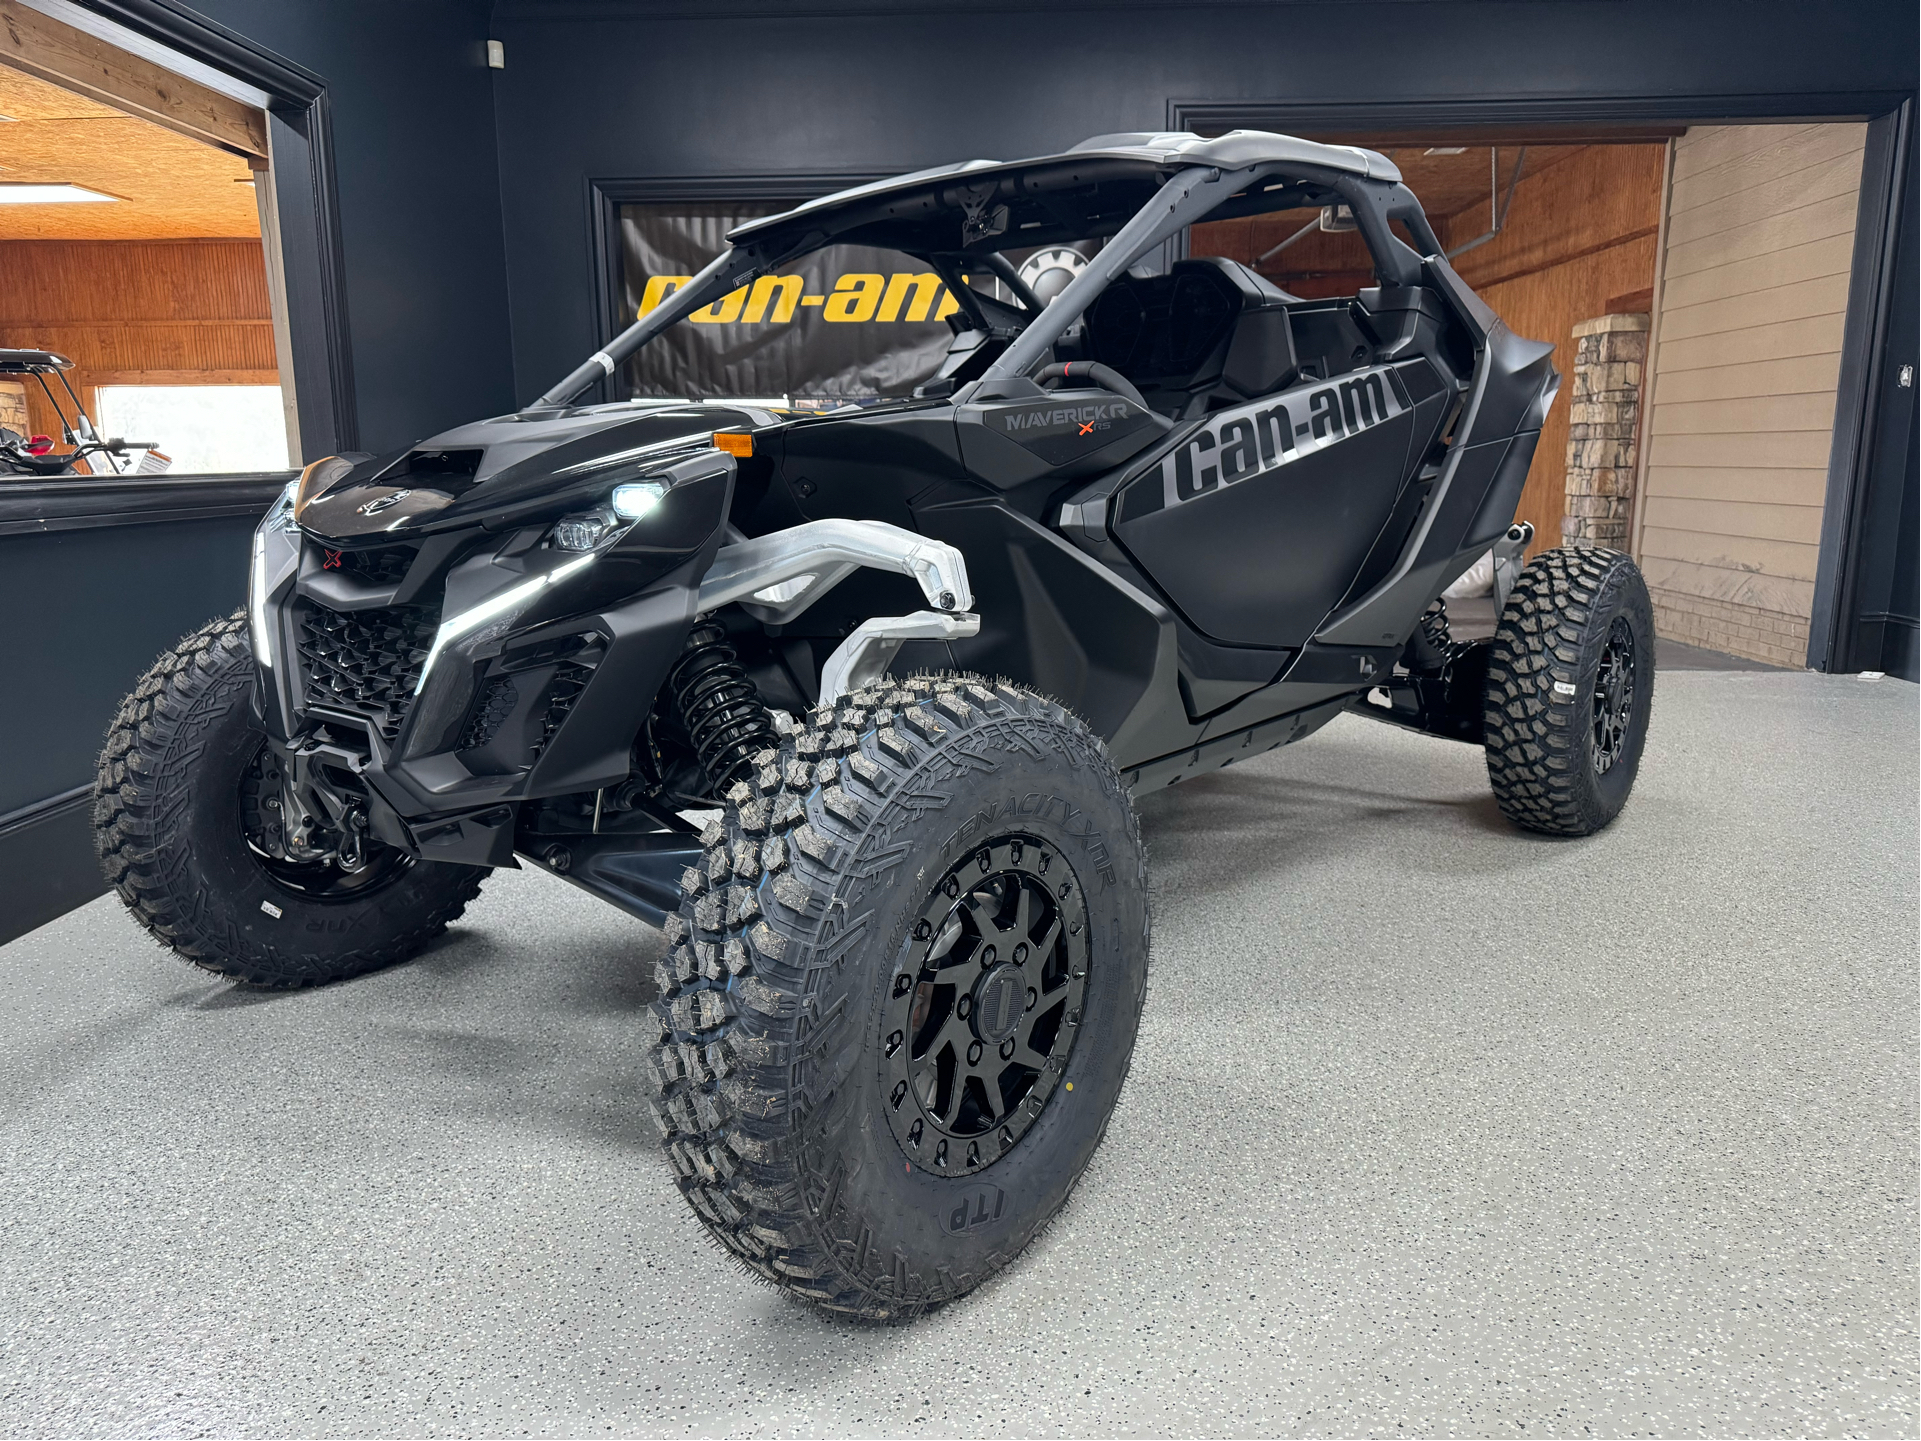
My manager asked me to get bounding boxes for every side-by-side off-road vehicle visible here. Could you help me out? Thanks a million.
[96,130,1654,1319]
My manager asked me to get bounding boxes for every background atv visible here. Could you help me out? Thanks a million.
[1,348,167,477]
[95,129,1653,1319]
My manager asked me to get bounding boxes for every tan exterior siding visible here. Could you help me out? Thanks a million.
[1637,123,1867,666]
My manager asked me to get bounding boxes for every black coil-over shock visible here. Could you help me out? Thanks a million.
[665,618,779,796]
[1403,597,1453,673]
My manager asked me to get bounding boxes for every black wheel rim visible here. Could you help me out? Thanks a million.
[1590,615,1637,776]
[237,739,412,899]
[880,836,1089,1173]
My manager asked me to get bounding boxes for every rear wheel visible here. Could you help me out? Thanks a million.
[1483,546,1656,836]
[94,611,488,987]
[649,675,1149,1319]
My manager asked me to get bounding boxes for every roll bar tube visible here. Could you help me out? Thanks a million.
[526,245,770,412]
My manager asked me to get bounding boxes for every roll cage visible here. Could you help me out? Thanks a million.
[527,129,1488,414]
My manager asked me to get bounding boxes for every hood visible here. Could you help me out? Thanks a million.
[296,400,783,541]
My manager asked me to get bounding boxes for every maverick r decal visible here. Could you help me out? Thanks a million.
[1155,364,1410,508]
[1000,400,1136,435]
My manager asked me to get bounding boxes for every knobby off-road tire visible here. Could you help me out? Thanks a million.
[649,675,1149,1319]
[1484,546,1655,836]
[94,610,488,987]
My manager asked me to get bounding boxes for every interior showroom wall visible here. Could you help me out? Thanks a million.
[0,0,1914,1436]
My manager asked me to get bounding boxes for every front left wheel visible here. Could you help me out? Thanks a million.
[649,675,1149,1319]
[94,611,489,987]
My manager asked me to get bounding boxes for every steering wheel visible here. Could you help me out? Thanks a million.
[1034,360,1149,411]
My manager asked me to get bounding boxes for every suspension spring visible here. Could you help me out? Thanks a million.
[1420,598,1451,654]
[665,618,779,796]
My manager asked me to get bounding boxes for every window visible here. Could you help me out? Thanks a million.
[93,385,290,474]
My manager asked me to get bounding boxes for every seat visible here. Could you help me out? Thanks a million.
[1083,257,1300,414]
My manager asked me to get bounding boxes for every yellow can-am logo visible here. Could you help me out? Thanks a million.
[640,272,965,325]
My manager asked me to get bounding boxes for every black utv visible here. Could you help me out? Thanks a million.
[95,130,1654,1319]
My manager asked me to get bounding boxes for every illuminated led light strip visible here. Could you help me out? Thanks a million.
[249,532,273,668]
[413,553,597,695]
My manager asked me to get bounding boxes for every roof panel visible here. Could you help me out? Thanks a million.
[727,129,1400,251]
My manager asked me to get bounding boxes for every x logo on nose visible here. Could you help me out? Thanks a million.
[1078,421,1096,436]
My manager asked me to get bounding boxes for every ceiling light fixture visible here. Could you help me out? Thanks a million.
[0,183,120,204]
[1424,146,1468,156]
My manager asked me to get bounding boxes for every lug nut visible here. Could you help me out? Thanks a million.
[1013,943,1027,964]
[967,1041,982,1065]
[980,944,996,966]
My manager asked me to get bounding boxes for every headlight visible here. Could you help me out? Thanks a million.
[551,505,623,552]
[548,478,671,552]
[611,480,667,518]
[261,478,298,533]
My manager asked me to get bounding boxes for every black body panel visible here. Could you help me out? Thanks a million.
[1111,365,1419,649]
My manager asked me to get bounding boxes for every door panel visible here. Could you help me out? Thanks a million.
[1110,364,1423,648]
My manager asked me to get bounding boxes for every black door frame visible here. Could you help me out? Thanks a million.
[70,0,360,455]
[1172,92,1918,674]
[1809,101,1916,674]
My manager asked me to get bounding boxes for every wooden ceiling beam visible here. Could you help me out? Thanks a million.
[0,0,267,160]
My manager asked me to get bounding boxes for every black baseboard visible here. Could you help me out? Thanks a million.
[0,789,108,948]
[1881,615,1919,682]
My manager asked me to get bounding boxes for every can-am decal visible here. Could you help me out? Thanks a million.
[1152,365,1409,510]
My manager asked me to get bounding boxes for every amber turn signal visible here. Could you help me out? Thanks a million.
[712,431,753,458]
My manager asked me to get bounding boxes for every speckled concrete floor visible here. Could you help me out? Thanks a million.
[1,670,1914,1438]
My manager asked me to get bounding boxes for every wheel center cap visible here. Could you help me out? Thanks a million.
[972,964,1025,1045]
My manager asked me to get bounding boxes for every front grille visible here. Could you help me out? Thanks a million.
[536,662,593,757]
[461,676,519,751]
[298,604,439,741]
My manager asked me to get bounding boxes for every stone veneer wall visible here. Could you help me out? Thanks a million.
[1563,312,1649,548]
[0,380,28,436]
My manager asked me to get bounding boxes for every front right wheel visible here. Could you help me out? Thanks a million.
[1483,545,1656,836]
[649,675,1149,1319]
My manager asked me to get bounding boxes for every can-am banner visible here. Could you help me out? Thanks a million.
[615,203,1095,403]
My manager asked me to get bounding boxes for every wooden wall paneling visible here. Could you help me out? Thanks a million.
[0,238,276,449]
[1444,145,1666,291]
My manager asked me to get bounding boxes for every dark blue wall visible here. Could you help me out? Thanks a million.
[184,0,518,453]
[487,0,1919,408]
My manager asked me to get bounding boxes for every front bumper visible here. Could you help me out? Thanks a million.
[248,466,731,865]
